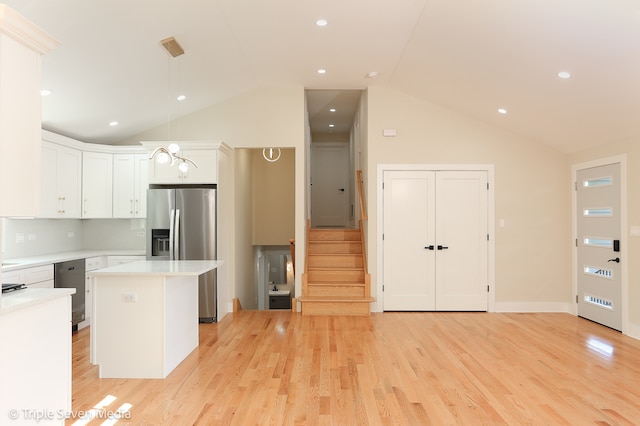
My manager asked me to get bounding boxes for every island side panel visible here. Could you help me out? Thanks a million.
[164,275,199,375]
[93,275,164,378]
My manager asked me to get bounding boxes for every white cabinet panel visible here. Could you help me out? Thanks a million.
[149,149,217,184]
[40,142,82,218]
[113,153,148,218]
[82,152,113,218]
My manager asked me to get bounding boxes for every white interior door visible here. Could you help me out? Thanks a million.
[382,171,436,310]
[576,163,622,331]
[382,170,488,311]
[311,143,349,227]
[435,171,488,311]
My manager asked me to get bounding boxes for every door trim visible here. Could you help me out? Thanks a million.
[376,164,495,313]
[571,155,628,334]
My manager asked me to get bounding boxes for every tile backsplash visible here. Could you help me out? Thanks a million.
[2,218,145,259]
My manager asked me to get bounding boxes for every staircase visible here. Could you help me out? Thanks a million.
[299,226,373,315]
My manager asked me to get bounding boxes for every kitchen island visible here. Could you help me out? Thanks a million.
[89,260,222,379]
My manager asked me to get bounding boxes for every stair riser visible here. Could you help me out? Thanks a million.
[301,301,370,316]
[308,270,365,282]
[307,256,363,268]
[308,242,362,254]
[306,285,366,297]
[309,230,361,241]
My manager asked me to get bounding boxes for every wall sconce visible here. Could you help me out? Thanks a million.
[149,143,198,172]
[262,148,281,162]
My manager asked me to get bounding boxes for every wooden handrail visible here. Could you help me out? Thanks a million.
[357,170,368,220]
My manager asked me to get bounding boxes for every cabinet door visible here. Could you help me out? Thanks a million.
[82,152,113,218]
[182,150,217,183]
[57,146,82,217]
[39,142,59,217]
[113,154,136,218]
[134,154,149,217]
[149,157,183,184]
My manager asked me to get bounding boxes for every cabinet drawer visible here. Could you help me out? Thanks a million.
[86,256,107,271]
[24,265,54,284]
[1,270,22,284]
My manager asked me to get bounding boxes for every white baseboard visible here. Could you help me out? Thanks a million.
[625,321,640,340]
[494,301,573,313]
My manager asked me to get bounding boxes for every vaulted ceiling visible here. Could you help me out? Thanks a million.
[4,0,640,153]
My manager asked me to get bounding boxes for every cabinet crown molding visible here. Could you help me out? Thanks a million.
[0,5,59,53]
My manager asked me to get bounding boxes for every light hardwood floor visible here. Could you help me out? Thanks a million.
[69,311,640,425]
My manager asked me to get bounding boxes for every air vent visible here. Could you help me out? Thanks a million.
[160,36,184,58]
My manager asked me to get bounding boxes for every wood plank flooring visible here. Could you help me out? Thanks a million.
[68,311,640,425]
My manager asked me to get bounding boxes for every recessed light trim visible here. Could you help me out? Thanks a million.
[41,89,52,96]
[317,69,327,74]
[329,124,335,128]
[329,108,336,112]
[366,71,379,79]
[558,71,571,79]
[497,108,507,114]
[177,94,186,101]
[109,121,119,127]
[316,19,328,27]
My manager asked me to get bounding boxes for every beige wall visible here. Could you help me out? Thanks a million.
[366,86,572,310]
[569,141,640,338]
[252,148,295,245]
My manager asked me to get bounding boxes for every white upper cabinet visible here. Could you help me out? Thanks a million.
[113,153,148,218]
[40,141,82,218]
[82,151,113,218]
[0,6,58,217]
[143,142,227,185]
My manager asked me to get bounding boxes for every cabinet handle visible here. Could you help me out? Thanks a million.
[130,199,134,214]
[83,198,87,214]
[135,199,139,215]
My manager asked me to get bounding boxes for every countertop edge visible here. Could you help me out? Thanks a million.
[0,288,76,316]
[2,250,146,271]
[89,260,224,277]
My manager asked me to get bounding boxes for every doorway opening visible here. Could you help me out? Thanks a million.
[306,89,363,229]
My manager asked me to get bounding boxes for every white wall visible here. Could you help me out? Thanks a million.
[366,86,572,312]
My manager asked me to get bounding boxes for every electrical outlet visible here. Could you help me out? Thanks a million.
[122,293,137,302]
[16,233,25,243]
[137,231,145,237]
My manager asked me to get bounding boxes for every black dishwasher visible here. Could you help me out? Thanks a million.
[54,259,85,330]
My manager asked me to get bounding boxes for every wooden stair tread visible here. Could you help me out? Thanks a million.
[306,281,366,286]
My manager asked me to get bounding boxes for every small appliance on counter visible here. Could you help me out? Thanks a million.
[1,283,26,293]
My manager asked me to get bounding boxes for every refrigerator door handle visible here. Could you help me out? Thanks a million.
[174,209,181,260]
[169,209,176,260]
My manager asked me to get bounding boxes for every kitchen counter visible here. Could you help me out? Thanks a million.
[0,287,75,316]
[89,259,223,276]
[90,260,221,379]
[1,249,145,271]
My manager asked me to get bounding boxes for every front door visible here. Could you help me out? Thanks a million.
[382,170,488,311]
[576,163,622,330]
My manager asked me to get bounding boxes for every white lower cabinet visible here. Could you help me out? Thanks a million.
[79,256,107,330]
[1,264,54,288]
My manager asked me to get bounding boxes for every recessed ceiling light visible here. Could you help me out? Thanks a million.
[558,71,571,79]
[177,94,186,101]
[41,89,52,96]
[109,121,119,127]
[366,71,379,78]
[329,124,335,128]
[316,19,328,27]
[317,69,327,74]
[497,108,507,114]
[329,108,336,112]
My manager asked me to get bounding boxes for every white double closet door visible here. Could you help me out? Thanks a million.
[382,170,488,311]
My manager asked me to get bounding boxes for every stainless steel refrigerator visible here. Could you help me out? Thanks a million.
[146,186,217,322]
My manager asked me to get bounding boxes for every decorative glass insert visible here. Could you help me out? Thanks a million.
[583,176,612,188]
[584,266,613,279]
[583,237,613,248]
[583,207,613,217]
[584,294,613,310]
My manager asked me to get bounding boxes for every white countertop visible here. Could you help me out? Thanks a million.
[89,260,223,276]
[1,249,145,271]
[0,288,76,316]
